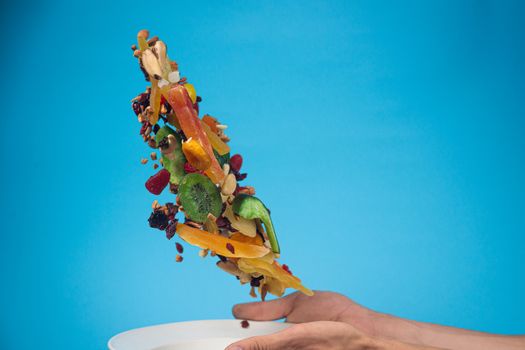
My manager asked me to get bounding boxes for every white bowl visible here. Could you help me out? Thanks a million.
[108,320,291,350]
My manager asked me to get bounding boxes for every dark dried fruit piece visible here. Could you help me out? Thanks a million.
[241,320,250,328]
[176,242,184,254]
[145,169,171,195]
[148,210,169,230]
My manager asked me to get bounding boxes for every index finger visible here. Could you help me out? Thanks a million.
[232,292,298,321]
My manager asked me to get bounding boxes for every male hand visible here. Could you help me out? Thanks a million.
[232,291,378,335]
[225,291,423,350]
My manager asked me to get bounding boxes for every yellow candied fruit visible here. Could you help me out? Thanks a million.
[184,83,197,104]
[182,138,212,171]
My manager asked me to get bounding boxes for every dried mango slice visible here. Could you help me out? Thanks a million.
[201,120,230,156]
[238,257,313,296]
[176,223,270,258]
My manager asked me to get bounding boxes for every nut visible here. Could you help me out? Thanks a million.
[141,158,148,164]
[175,254,183,263]
[137,29,150,39]
[199,249,209,258]
[150,152,157,160]
[221,173,237,195]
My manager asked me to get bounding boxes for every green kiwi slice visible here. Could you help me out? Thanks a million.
[179,173,222,223]
[155,125,186,185]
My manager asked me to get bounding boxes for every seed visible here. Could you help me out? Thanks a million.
[216,124,228,130]
[240,320,250,328]
[210,251,217,257]
[150,152,157,160]
[199,249,209,258]
[226,243,235,254]
[153,163,159,170]
[176,242,184,254]
[175,254,183,263]
[141,158,148,164]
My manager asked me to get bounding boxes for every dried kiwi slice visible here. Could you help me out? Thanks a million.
[232,194,280,254]
[179,173,222,223]
[155,125,186,185]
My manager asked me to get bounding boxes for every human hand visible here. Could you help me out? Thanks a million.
[225,291,423,350]
[231,291,379,336]
[225,320,384,350]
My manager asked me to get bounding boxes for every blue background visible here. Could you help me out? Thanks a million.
[1,1,524,349]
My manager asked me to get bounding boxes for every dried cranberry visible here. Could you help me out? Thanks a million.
[140,121,150,135]
[250,275,264,287]
[165,220,178,239]
[226,243,235,254]
[148,210,169,230]
[241,320,250,328]
[234,172,248,181]
[230,154,243,173]
[184,162,198,173]
[145,169,171,195]
[282,264,293,275]
[176,242,184,254]
[132,102,141,115]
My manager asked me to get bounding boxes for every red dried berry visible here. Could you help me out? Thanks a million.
[241,320,250,328]
[140,121,150,135]
[184,162,196,173]
[176,242,184,254]
[230,154,243,173]
[226,243,235,254]
[145,169,171,195]
[282,264,293,275]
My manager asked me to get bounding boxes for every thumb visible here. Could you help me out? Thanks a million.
[232,292,298,321]
[225,324,302,350]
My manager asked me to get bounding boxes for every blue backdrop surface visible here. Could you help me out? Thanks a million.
[1,1,524,349]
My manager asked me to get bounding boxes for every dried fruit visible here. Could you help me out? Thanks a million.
[176,242,184,254]
[167,85,225,184]
[155,126,186,185]
[182,138,212,171]
[148,210,169,230]
[178,173,222,223]
[145,169,171,195]
[176,223,270,258]
[230,154,243,173]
